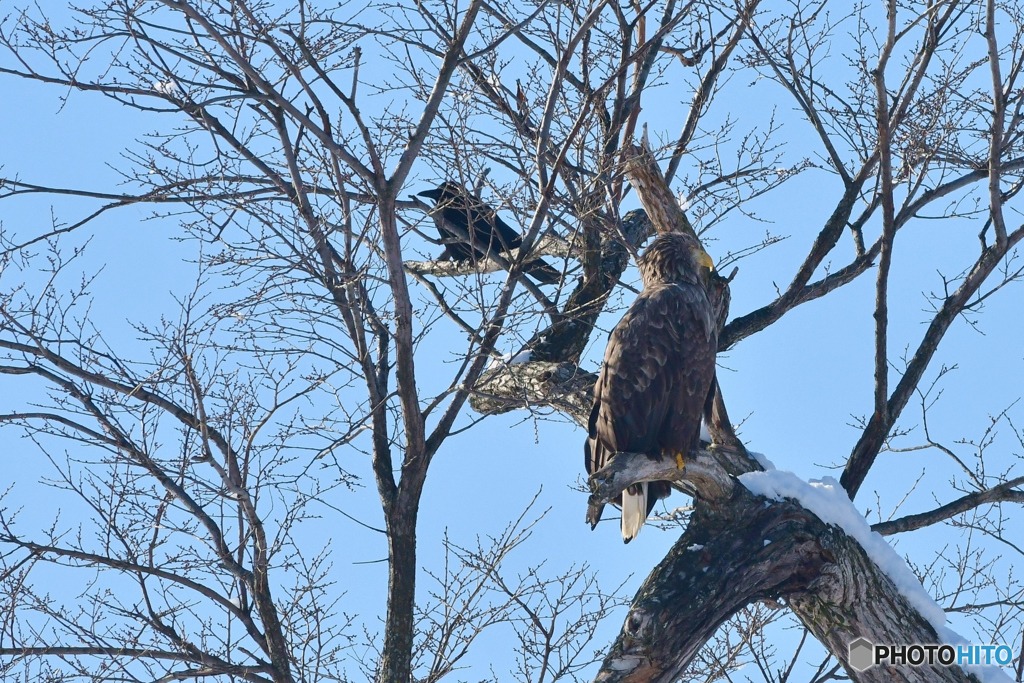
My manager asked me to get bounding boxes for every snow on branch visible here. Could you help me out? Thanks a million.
[740,470,1012,683]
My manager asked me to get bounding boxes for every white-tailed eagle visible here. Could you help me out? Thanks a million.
[585,232,717,542]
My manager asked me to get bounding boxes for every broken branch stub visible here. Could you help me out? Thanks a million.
[622,144,697,239]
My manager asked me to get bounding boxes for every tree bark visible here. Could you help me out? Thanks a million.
[381,498,420,683]
[593,490,826,683]
[592,470,983,683]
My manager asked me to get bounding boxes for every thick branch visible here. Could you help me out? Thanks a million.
[986,0,1008,250]
[0,648,272,682]
[594,481,984,683]
[403,234,574,279]
[586,446,745,516]
[719,171,870,349]
[593,492,827,683]
[871,4,898,457]
[622,145,696,238]
[841,227,1024,497]
[873,475,1024,536]
[520,208,650,364]
[466,207,649,411]
[469,361,596,424]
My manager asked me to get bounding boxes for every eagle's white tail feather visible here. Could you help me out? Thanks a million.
[621,482,648,543]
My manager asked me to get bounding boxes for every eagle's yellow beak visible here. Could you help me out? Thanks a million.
[696,248,714,271]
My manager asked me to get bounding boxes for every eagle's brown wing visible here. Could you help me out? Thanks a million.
[585,281,717,532]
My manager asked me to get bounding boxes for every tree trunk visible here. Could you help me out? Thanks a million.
[380,498,420,683]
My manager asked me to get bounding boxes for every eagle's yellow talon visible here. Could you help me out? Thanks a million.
[675,452,686,469]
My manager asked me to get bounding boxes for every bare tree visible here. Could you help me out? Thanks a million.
[0,1,1022,682]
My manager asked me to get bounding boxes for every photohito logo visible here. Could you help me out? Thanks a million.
[847,638,1014,671]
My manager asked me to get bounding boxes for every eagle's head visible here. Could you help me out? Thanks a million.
[637,232,714,287]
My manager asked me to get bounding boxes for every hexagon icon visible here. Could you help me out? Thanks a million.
[848,638,874,672]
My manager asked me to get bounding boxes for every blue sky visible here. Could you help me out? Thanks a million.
[2,3,1023,681]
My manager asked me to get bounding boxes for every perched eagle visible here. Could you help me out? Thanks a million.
[585,232,717,543]
[417,182,560,284]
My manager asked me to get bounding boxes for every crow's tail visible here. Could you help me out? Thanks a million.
[523,257,561,284]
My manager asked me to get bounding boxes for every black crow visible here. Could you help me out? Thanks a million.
[417,182,560,284]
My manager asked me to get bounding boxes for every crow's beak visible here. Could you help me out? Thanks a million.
[417,188,441,200]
